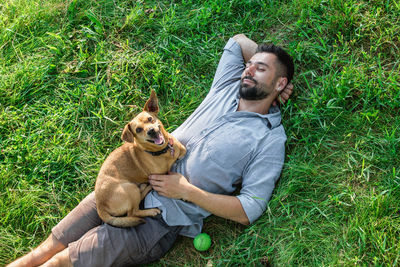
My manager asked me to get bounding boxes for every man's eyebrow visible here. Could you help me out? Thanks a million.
[246,60,269,67]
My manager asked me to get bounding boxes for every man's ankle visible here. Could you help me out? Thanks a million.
[7,234,66,267]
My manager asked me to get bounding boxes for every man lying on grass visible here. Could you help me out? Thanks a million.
[8,33,294,267]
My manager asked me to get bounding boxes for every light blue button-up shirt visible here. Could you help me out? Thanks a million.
[145,38,287,238]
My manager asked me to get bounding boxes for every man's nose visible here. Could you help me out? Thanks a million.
[245,64,256,76]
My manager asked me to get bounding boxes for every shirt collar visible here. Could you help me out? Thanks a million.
[260,105,282,129]
[233,93,282,129]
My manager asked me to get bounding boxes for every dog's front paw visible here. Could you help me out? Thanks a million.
[148,208,161,216]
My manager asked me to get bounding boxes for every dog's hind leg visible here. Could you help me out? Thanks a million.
[130,208,161,218]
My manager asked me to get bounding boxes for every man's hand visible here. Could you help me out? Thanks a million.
[273,82,293,106]
[148,172,250,225]
[148,172,191,200]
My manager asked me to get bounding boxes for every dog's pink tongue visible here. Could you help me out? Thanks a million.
[154,133,165,145]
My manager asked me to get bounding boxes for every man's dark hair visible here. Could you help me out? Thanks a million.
[256,44,294,83]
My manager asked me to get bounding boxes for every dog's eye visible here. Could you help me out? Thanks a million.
[136,127,143,133]
[148,117,153,122]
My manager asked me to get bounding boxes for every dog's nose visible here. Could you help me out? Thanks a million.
[147,128,157,137]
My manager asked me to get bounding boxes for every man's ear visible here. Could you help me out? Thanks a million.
[275,77,288,93]
[121,124,135,143]
[143,90,159,114]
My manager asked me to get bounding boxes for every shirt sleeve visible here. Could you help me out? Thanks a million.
[236,135,286,224]
[210,38,245,93]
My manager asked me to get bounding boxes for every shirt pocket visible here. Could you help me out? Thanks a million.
[205,126,252,169]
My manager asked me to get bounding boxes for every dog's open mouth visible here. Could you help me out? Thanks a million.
[147,132,165,145]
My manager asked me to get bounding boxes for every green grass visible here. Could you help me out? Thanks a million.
[1,0,399,265]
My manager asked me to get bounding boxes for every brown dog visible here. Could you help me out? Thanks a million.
[95,90,186,227]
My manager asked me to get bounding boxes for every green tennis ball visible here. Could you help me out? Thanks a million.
[193,233,211,251]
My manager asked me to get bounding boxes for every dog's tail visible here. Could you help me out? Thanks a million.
[97,208,145,228]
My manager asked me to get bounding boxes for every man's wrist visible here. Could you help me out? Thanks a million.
[181,182,197,202]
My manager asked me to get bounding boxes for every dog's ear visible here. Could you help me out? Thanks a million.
[143,90,159,114]
[121,124,135,143]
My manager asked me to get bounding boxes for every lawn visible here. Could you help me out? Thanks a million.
[1,0,399,265]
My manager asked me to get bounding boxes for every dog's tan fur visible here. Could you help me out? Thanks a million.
[95,90,186,227]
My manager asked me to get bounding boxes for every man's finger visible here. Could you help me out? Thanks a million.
[150,181,165,188]
[284,83,293,95]
[151,184,161,190]
[149,179,162,187]
[281,92,290,100]
[149,174,164,181]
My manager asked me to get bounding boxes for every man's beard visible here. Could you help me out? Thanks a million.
[239,76,270,100]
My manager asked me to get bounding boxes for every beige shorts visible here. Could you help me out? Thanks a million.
[52,192,180,267]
